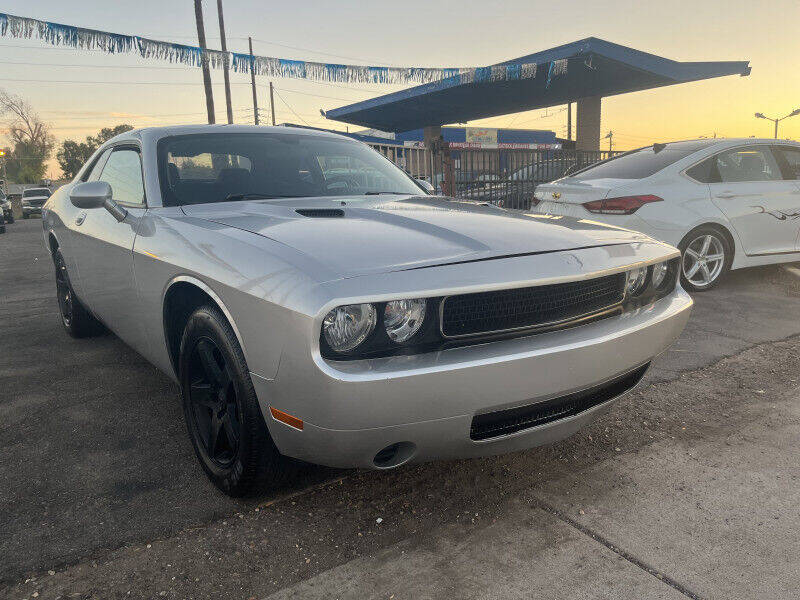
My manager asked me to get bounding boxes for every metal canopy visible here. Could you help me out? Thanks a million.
[325,38,750,132]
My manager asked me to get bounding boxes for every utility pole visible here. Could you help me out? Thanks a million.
[216,0,233,124]
[248,37,259,125]
[194,0,215,124]
[269,81,276,126]
[604,130,614,152]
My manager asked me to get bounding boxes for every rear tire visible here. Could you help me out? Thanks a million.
[7,214,14,224]
[678,226,732,292]
[54,249,104,338]
[179,305,290,497]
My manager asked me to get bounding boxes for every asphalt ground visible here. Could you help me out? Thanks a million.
[2,218,800,599]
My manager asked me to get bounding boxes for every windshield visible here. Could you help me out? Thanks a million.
[570,141,717,180]
[158,132,424,206]
[23,188,51,197]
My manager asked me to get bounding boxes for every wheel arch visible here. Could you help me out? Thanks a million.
[47,230,60,255]
[679,221,737,263]
[162,276,247,378]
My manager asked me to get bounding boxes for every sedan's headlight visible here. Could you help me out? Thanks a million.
[322,303,377,353]
[384,299,426,343]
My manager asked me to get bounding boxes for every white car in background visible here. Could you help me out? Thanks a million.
[533,139,800,291]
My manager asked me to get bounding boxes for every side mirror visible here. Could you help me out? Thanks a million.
[69,181,127,222]
[416,179,435,194]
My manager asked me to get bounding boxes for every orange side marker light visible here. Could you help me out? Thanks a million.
[269,407,304,431]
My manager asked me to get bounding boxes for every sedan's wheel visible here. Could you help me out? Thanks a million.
[679,227,731,292]
[53,250,103,337]
[179,305,290,497]
[5,214,13,224]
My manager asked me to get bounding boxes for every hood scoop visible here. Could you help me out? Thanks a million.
[295,208,344,218]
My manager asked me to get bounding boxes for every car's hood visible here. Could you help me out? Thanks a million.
[181,195,653,278]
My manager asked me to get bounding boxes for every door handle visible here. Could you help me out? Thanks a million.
[75,212,87,226]
[715,191,735,199]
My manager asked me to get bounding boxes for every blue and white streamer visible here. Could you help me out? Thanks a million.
[0,12,567,86]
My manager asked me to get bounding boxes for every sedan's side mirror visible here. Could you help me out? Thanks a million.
[69,181,127,222]
[416,179,435,194]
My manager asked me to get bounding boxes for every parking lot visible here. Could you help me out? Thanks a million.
[2,217,800,599]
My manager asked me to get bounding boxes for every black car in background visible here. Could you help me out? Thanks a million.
[21,187,51,219]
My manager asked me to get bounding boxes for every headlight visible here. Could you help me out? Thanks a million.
[384,299,426,343]
[651,261,669,289]
[322,303,377,353]
[625,266,648,296]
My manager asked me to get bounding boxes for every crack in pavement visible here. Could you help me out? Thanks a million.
[531,496,703,600]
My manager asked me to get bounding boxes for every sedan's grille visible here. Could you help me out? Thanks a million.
[470,363,649,441]
[441,272,626,338]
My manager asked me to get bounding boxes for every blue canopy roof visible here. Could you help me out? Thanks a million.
[325,38,750,132]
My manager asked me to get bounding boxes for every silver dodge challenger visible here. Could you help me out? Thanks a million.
[41,125,692,496]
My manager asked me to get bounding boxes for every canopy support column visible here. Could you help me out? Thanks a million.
[576,96,602,151]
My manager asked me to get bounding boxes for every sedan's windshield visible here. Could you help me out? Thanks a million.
[158,132,424,206]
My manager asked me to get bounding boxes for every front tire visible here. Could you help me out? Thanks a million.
[22,212,29,219]
[678,226,731,292]
[179,305,289,497]
[54,249,104,337]
[6,213,14,224]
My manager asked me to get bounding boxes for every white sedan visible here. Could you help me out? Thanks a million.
[533,139,800,291]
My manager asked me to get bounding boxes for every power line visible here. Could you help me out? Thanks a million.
[267,85,363,102]
[270,87,311,126]
[0,60,191,70]
[0,77,257,86]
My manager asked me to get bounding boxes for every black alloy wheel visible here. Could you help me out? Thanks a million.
[179,305,291,496]
[55,251,74,328]
[52,249,103,338]
[186,338,241,469]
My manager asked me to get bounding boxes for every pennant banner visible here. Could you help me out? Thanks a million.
[0,12,568,86]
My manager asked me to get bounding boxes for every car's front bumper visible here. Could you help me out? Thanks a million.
[253,287,692,469]
[22,206,42,215]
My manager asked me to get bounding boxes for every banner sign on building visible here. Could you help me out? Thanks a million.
[448,142,562,150]
[465,128,498,144]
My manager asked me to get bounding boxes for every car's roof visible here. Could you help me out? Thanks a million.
[108,124,354,145]
[628,137,799,149]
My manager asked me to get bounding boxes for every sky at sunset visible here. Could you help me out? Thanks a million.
[0,0,798,178]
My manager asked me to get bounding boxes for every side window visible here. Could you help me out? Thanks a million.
[99,149,145,205]
[774,146,800,180]
[713,147,782,183]
[84,149,111,182]
[685,157,719,184]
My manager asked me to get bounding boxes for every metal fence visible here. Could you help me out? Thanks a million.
[367,142,620,210]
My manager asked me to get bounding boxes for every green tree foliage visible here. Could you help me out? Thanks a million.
[56,124,134,179]
[0,89,54,184]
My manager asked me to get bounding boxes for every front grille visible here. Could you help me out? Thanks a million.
[441,272,626,338]
[470,363,649,441]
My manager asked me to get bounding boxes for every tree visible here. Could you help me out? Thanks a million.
[0,90,54,183]
[57,124,133,179]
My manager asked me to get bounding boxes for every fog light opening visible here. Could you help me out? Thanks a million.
[373,442,416,469]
